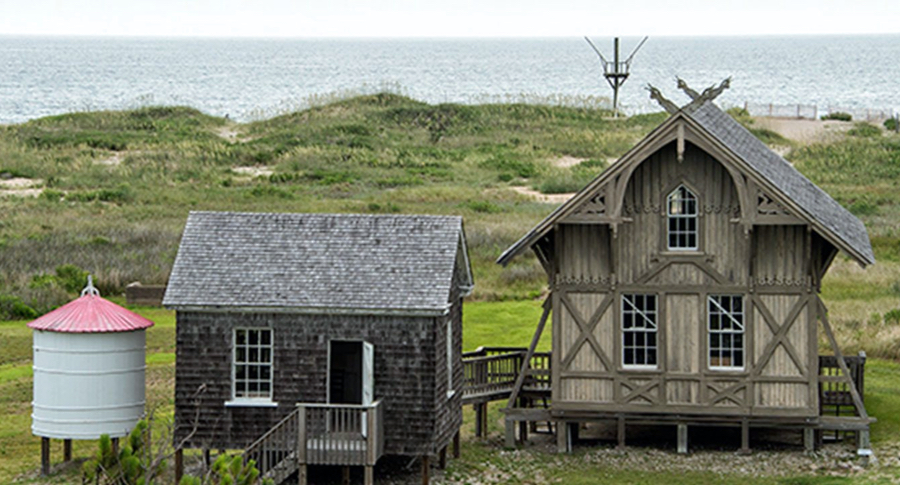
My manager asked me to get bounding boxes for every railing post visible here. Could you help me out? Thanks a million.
[297,405,307,485]
[367,403,377,466]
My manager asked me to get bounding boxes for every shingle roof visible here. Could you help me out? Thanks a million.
[689,101,874,265]
[163,212,472,315]
[498,101,874,267]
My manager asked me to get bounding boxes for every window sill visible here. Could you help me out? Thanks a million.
[225,399,278,408]
[620,365,660,373]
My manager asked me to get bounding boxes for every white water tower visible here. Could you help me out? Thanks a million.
[27,277,154,475]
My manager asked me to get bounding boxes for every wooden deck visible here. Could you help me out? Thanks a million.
[242,401,384,485]
[462,347,550,404]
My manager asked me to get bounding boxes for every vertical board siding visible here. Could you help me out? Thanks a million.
[617,143,744,286]
[558,225,611,282]
[666,295,700,374]
[753,226,808,284]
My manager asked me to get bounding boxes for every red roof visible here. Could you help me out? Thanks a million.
[27,294,155,333]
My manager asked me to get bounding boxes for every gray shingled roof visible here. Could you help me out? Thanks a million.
[163,212,473,315]
[689,102,874,265]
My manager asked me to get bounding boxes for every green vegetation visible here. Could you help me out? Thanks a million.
[821,112,853,122]
[1,95,900,483]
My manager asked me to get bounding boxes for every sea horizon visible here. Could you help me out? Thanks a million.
[2,34,898,123]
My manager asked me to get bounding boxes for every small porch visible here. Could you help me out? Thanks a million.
[242,401,384,485]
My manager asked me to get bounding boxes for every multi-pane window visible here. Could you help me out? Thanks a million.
[708,296,744,369]
[622,294,658,367]
[233,328,273,399]
[667,185,698,250]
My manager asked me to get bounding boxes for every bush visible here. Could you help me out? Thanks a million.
[462,200,502,214]
[0,294,38,320]
[848,199,878,216]
[848,122,881,138]
[885,309,900,325]
[54,264,89,293]
[480,155,537,179]
[821,111,852,121]
[884,117,899,131]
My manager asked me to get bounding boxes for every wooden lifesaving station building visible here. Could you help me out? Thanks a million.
[498,88,874,454]
[164,212,472,484]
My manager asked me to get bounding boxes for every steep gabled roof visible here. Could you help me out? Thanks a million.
[498,101,874,267]
[164,212,473,316]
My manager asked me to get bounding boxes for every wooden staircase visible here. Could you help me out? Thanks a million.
[243,401,385,485]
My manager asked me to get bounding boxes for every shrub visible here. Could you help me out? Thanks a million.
[848,199,878,216]
[848,122,881,138]
[54,264,89,293]
[884,117,899,131]
[885,309,900,325]
[0,294,38,320]
[821,111,852,121]
[480,155,537,179]
[462,200,502,214]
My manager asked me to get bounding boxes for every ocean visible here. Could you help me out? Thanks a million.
[1,35,898,124]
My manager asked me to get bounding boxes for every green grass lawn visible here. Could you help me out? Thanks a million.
[1,301,899,484]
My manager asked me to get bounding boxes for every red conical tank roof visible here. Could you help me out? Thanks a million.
[27,279,154,333]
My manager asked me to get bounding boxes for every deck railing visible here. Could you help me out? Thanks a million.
[299,400,384,467]
[243,407,301,484]
[819,352,866,413]
[242,401,385,483]
[462,347,551,401]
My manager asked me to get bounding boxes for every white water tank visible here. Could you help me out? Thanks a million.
[28,279,154,439]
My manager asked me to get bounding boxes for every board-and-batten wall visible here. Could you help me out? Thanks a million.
[552,141,818,416]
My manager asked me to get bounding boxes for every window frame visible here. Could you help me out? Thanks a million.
[666,184,700,251]
[621,293,659,370]
[228,327,275,406]
[707,295,745,371]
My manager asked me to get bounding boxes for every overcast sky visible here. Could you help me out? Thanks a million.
[1,0,898,37]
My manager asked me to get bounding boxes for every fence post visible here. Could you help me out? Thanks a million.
[297,405,307,485]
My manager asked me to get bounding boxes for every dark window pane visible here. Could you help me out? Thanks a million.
[647,349,657,365]
[249,330,259,345]
[261,348,271,363]
[734,351,744,366]
[249,365,259,380]
[261,365,271,380]
[635,349,645,364]
[249,382,259,393]
[236,366,246,379]
[624,332,634,347]
[647,332,656,347]
[260,382,270,393]
[236,330,246,345]
[236,348,246,362]
[624,313,633,329]
[635,332,645,346]
[624,349,634,365]
[249,348,259,362]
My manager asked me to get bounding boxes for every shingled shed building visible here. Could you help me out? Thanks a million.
[164,212,473,484]
[497,86,874,455]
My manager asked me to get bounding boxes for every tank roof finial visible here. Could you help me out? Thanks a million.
[81,275,100,297]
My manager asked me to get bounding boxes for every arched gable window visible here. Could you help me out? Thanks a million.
[667,185,698,250]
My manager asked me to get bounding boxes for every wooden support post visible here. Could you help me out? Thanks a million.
[677,424,688,454]
[421,455,430,485]
[518,411,528,443]
[63,439,72,462]
[298,405,307,485]
[40,437,50,476]
[111,437,119,456]
[818,299,869,420]
[739,419,751,455]
[174,448,184,485]
[616,416,626,450]
[342,466,350,485]
[803,428,815,453]
[452,430,460,459]
[474,404,483,438]
[556,420,569,454]
[203,448,211,468]
[506,297,551,411]
[438,445,447,469]
[364,465,374,485]
[298,464,308,485]
[504,419,516,449]
[857,429,872,466]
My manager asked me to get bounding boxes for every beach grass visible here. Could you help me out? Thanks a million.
[1,95,899,482]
